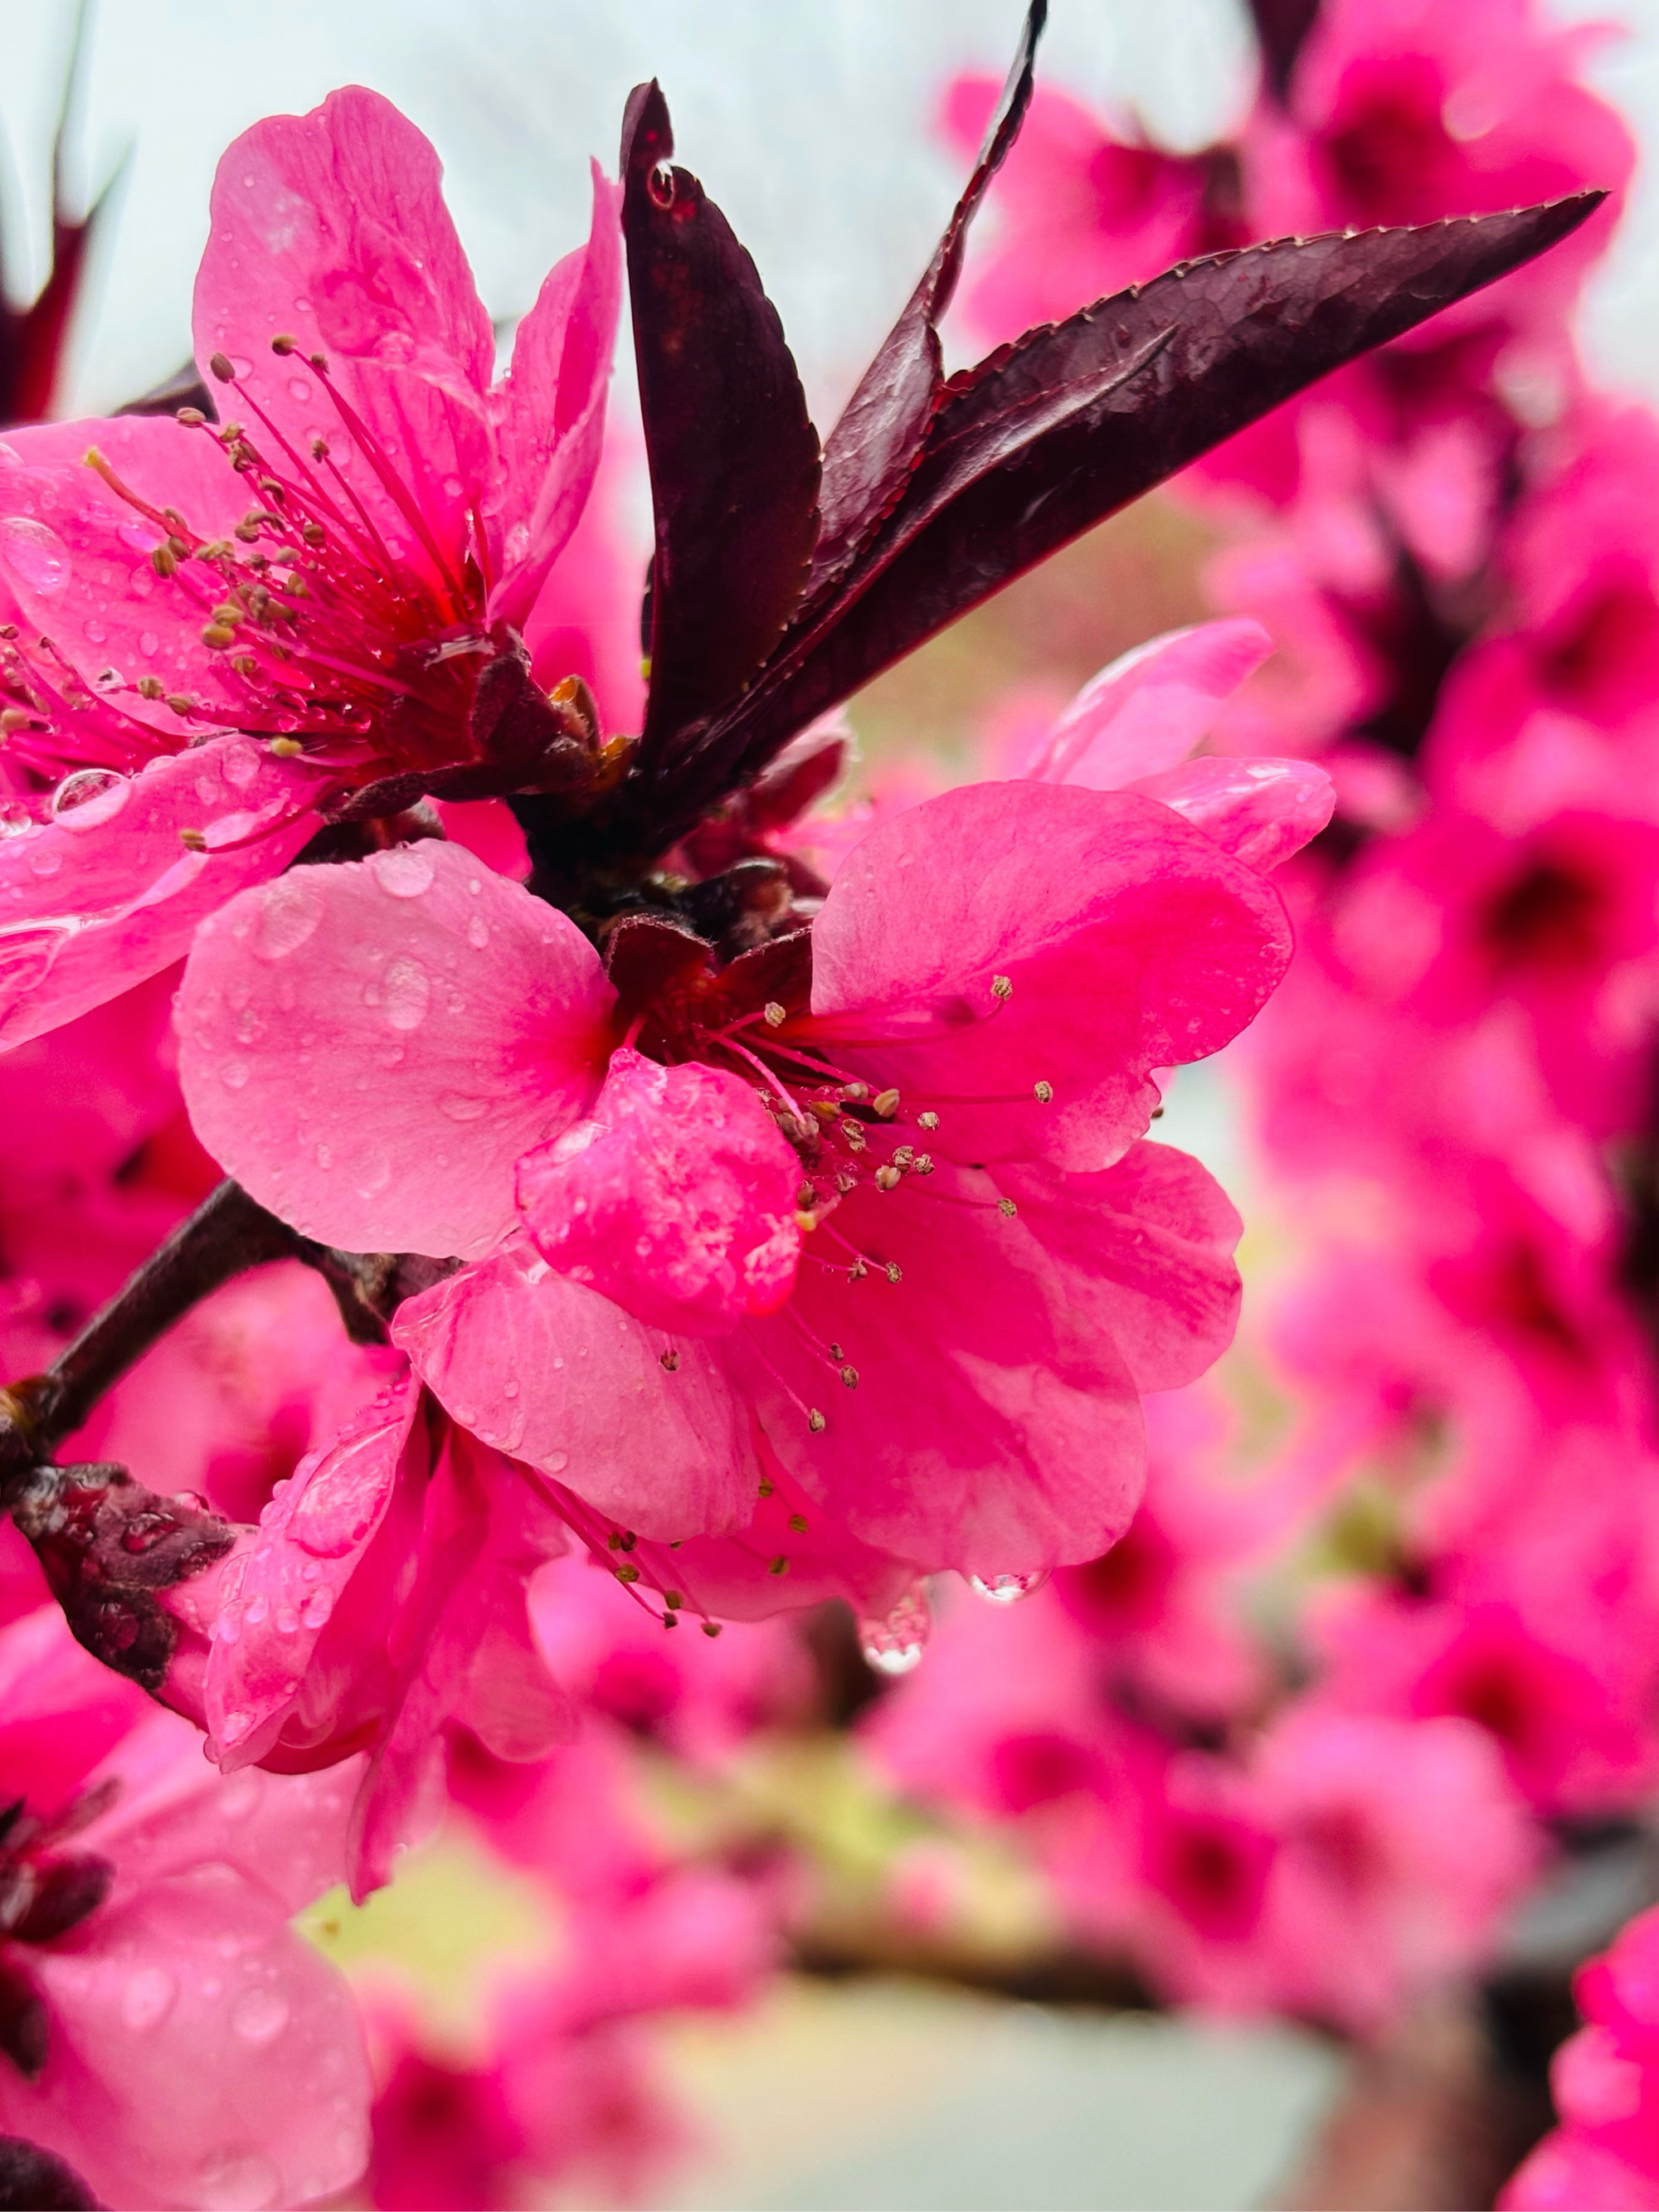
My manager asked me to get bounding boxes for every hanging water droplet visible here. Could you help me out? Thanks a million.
[968,1570,1049,1606]
[859,1580,932,1675]
[196,2146,280,2212]
[467,912,489,949]
[50,767,129,825]
[300,1587,334,1629]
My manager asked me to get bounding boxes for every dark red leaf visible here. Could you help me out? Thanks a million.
[700,194,1603,795]
[1249,0,1322,102]
[621,81,821,766]
[810,0,1046,590]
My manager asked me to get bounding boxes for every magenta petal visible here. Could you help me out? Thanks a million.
[995,1140,1243,1393]
[1027,620,1274,788]
[811,780,1293,1170]
[178,840,614,1259]
[204,1374,423,1768]
[487,163,623,633]
[1128,756,1336,873]
[193,90,494,583]
[0,415,251,747]
[516,1048,802,1336]
[392,1240,759,1539]
[734,1171,1147,1574]
[0,735,328,1051]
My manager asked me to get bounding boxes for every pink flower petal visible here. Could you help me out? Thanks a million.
[1026,620,1274,787]
[810,780,1292,1172]
[0,414,252,752]
[487,163,624,633]
[28,1872,370,2210]
[1129,756,1336,873]
[995,1141,1243,1393]
[392,1239,760,1539]
[178,840,614,1259]
[193,89,495,586]
[516,1047,802,1336]
[733,1169,1147,1574]
[0,735,329,1051]
[204,1375,424,1770]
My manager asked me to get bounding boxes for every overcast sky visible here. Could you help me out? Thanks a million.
[0,0,1655,422]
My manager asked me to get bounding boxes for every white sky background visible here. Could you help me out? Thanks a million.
[0,0,1656,430]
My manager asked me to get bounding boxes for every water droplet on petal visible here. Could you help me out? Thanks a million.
[221,741,261,790]
[139,629,160,656]
[252,872,323,960]
[301,1587,333,1628]
[859,1580,932,1675]
[121,1965,178,2031]
[968,1570,1049,1606]
[437,1091,489,1121]
[0,514,71,594]
[382,955,430,1031]
[467,912,489,950]
[51,768,129,827]
[27,844,62,877]
[543,1450,570,1474]
[197,2147,280,2211]
[220,1059,251,1091]
[287,377,313,403]
[368,844,434,899]
[231,1985,289,2044]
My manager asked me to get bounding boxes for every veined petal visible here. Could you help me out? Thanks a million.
[192,88,495,586]
[177,840,614,1260]
[810,780,1292,1170]
[1128,755,1336,873]
[0,735,328,1052]
[392,1239,759,1539]
[1026,620,1273,788]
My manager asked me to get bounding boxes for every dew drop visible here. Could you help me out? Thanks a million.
[197,2147,280,2212]
[437,1091,489,1121]
[382,955,430,1031]
[287,377,314,403]
[0,804,33,837]
[244,1593,268,1627]
[467,912,489,950]
[251,872,323,960]
[121,1965,178,2031]
[0,514,71,594]
[139,629,160,656]
[51,767,129,827]
[368,844,434,899]
[83,618,107,644]
[859,1580,932,1675]
[220,1058,251,1091]
[544,1450,570,1474]
[353,1150,392,1197]
[231,1985,289,2044]
[968,1570,1049,1606]
[26,845,62,877]
[301,1587,334,1628]
[221,741,261,790]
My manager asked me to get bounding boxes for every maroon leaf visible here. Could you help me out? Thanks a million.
[810,0,1046,591]
[1249,0,1322,102]
[695,194,1603,800]
[622,80,821,767]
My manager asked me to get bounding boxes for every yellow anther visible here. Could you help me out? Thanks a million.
[302,522,326,547]
[998,1196,1017,1218]
[200,624,237,651]
[788,1514,808,1534]
[270,737,304,757]
[808,1408,826,1432]
[702,1621,722,1638]
[874,1164,901,1191]
[758,1477,776,1497]
[175,407,206,427]
[1034,1080,1053,1104]
[991,975,1013,1000]
[137,677,164,701]
[768,1555,790,1576]
[872,1088,901,1118]
[885,1262,902,1284]
[764,1001,786,1027]
[664,1590,683,1609]
[230,655,259,678]
[839,1364,859,1389]
[912,1154,934,1176]
[917,1111,939,1130]
[892,1145,914,1169]
[810,1099,840,1121]
[180,829,207,852]
[165,693,197,716]
[615,1564,640,1584]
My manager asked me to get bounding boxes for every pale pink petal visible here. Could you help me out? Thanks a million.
[733,1169,1147,1574]
[392,1238,759,1539]
[1129,756,1336,873]
[204,1374,424,1768]
[0,415,253,749]
[1025,621,1273,788]
[487,163,624,632]
[516,1048,801,1336]
[0,1602,149,1811]
[0,735,330,1051]
[178,840,614,1258]
[810,780,1292,1172]
[193,89,494,583]
[995,1141,1243,1393]
[27,1874,370,2210]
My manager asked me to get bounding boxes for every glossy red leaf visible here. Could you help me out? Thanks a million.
[621,80,822,767]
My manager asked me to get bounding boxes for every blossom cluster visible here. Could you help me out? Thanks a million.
[849,0,1659,2186]
[0,2,1619,2200]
